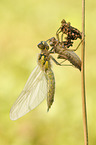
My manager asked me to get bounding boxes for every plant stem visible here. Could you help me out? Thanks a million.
[81,0,88,145]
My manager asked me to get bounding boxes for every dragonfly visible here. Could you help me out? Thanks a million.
[10,41,69,120]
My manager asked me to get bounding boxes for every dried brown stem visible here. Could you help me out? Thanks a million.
[81,0,88,145]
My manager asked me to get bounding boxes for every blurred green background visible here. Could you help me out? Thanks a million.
[0,0,96,145]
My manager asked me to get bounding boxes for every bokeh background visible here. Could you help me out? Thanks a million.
[0,0,95,145]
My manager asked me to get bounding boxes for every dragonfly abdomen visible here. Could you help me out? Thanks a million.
[46,69,55,111]
[38,51,55,110]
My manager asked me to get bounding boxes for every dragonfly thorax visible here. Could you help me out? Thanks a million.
[38,51,51,72]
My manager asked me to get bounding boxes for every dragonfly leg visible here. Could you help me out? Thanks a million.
[56,27,61,41]
[51,56,72,66]
[67,38,84,51]
[72,39,84,51]
[49,47,54,53]
[60,59,66,64]
[61,33,63,42]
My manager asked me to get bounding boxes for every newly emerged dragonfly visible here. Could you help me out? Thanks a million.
[10,41,67,120]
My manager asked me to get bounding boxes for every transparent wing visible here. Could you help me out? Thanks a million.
[10,65,47,120]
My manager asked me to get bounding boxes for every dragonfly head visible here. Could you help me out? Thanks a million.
[37,41,49,50]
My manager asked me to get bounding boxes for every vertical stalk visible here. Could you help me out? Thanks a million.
[81,0,88,145]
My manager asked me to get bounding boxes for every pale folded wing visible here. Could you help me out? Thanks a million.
[10,65,47,120]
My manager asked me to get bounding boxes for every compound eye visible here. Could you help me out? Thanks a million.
[37,41,49,50]
[37,41,45,49]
